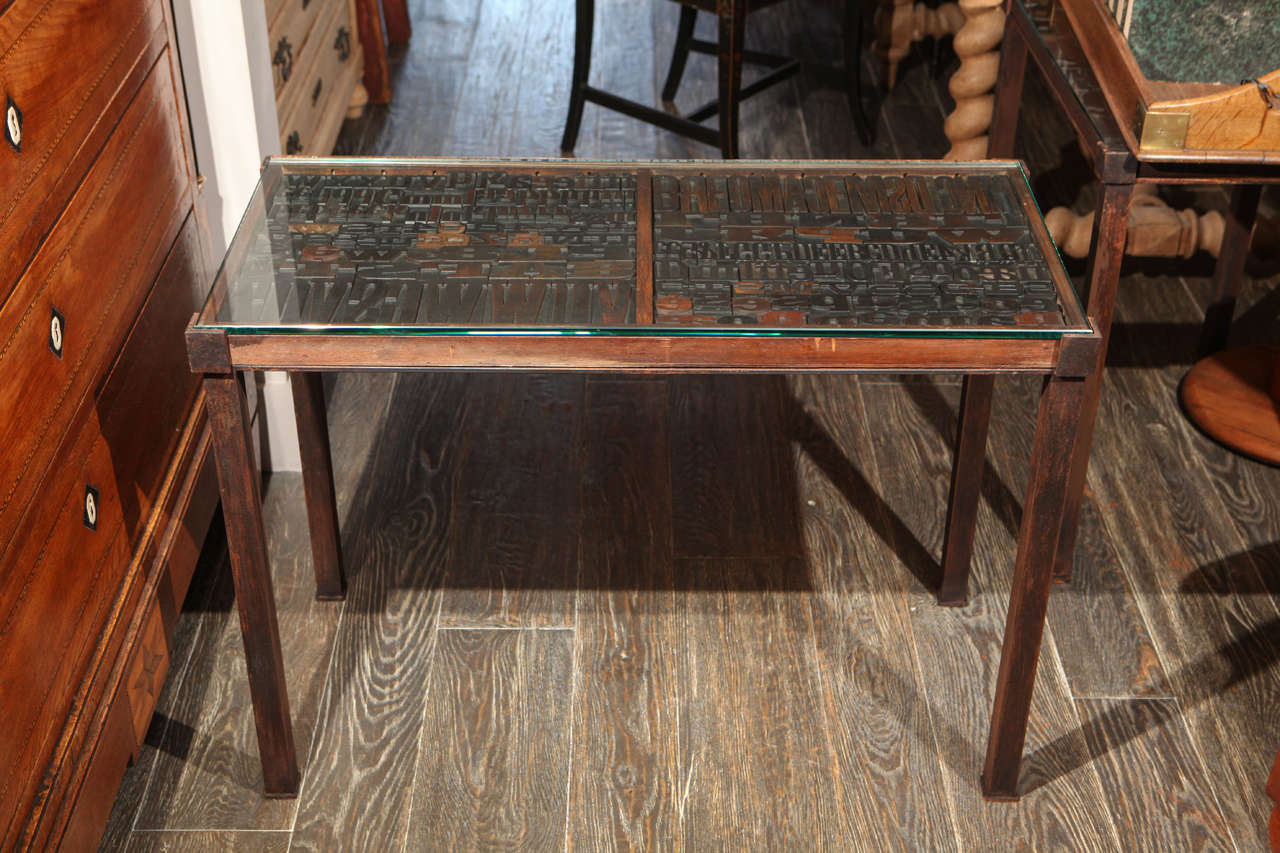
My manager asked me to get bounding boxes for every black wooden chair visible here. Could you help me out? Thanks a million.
[561,0,872,159]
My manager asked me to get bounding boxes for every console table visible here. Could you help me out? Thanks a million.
[186,156,1097,801]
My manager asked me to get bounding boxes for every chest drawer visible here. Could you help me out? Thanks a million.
[0,0,169,302]
[0,213,202,839]
[268,0,330,103]
[0,54,191,554]
[278,0,360,155]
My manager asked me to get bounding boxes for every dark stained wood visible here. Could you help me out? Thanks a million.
[103,3,1280,850]
[635,168,655,324]
[290,372,346,599]
[1052,181,1135,582]
[987,15,1027,159]
[984,374,1086,798]
[714,0,746,157]
[448,375,586,522]
[202,372,299,796]
[940,374,995,605]
[439,511,578,628]
[502,0,576,156]
[381,0,411,43]
[130,472,348,833]
[561,0,596,155]
[569,378,684,849]
[404,629,574,851]
[674,556,854,847]
[1198,185,1262,356]
[1270,746,1280,852]
[790,374,963,851]
[230,332,1065,373]
[98,510,235,851]
[197,156,1091,816]
[1075,698,1235,851]
[353,0,391,103]
[860,374,1122,848]
[985,375,1169,699]
[667,376,805,559]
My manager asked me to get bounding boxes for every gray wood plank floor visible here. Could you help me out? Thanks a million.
[102,0,1280,849]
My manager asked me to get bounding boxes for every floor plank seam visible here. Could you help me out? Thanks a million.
[393,589,447,853]
[561,564,582,853]
[286,577,351,843]
[1083,437,1259,853]
[435,625,574,631]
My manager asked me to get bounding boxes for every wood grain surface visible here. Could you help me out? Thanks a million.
[569,379,683,851]
[406,629,574,851]
[984,374,1169,699]
[1085,273,1280,851]
[848,379,1122,849]
[289,375,456,851]
[102,0,1280,849]
[124,830,292,852]
[1076,698,1235,852]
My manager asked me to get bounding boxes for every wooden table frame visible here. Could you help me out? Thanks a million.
[187,319,1100,802]
[185,155,1102,802]
[987,0,1280,584]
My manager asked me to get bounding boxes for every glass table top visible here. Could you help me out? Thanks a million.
[196,157,1088,339]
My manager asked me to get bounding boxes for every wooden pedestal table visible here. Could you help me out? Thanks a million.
[187,156,1098,801]
[1181,344,1280,466]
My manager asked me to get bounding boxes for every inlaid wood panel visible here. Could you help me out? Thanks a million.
[0,57,191,555]
[0,0,169,300]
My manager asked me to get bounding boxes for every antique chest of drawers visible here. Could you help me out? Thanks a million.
[0,0,218,848]
[267,0,366,156]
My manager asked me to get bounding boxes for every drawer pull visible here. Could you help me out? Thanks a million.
[335,27,351,62]
[312,78,323,106]
[273,37,294,83]
[83,485,99,531]
[49,308,65,357]
[4,95,20,152]
[286,131,302,154]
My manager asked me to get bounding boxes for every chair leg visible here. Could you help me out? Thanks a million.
[843,0,873,145]
[716,0,747,158]
[560,0,596,155]
[663,5,699,106]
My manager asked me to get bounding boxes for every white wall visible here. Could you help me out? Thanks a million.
[172,0,302,471]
